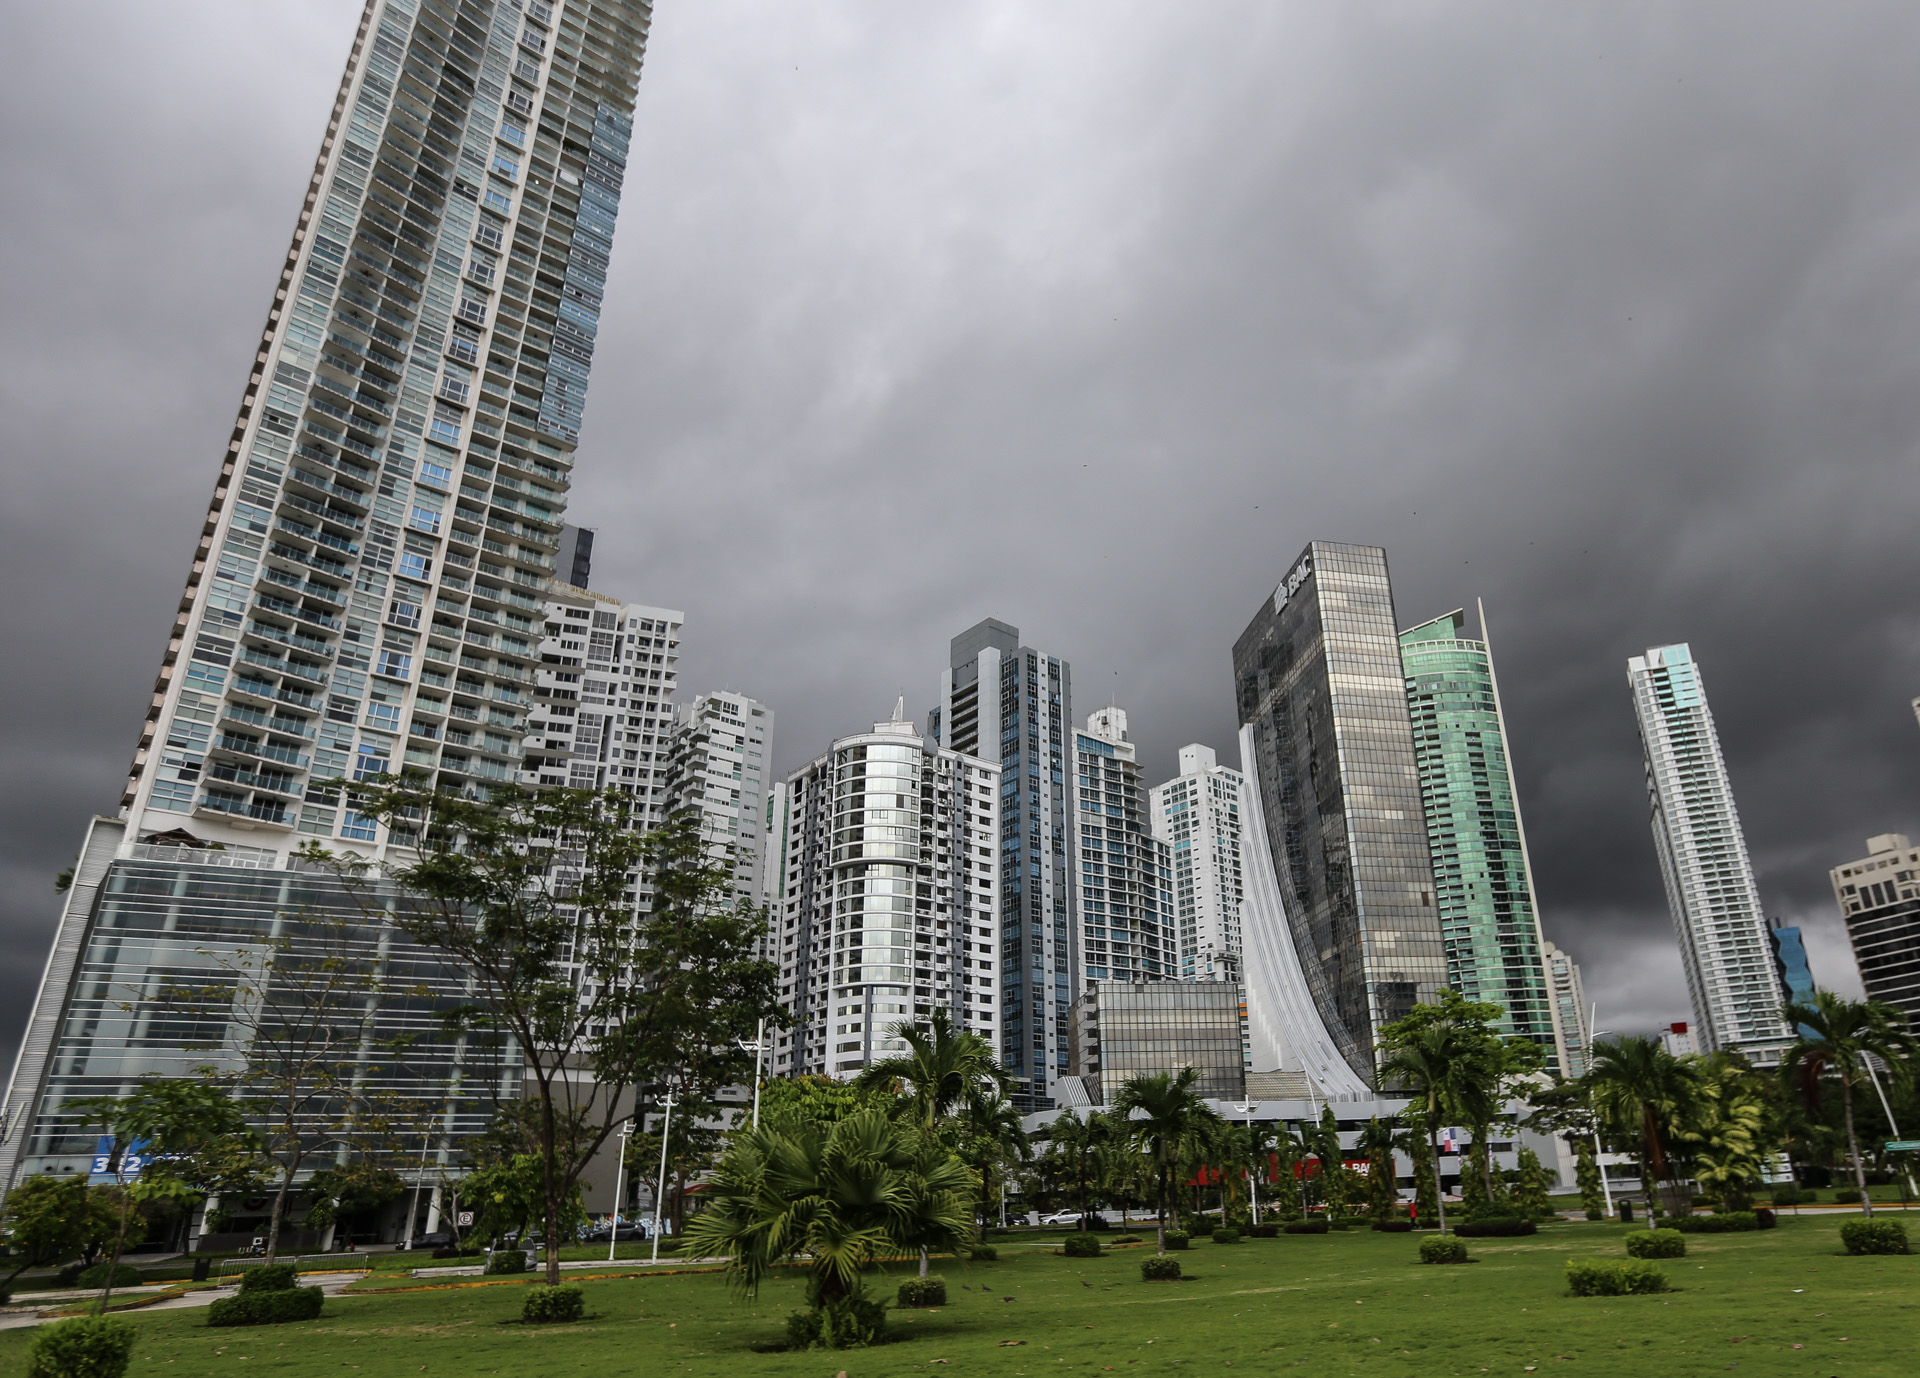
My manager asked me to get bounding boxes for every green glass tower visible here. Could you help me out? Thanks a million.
[1399,608,1563,1071]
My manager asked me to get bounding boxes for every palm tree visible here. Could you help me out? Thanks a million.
[857,1011,1010,1132]
[1356,1116,1399,1220]
[960,1087,1033,1233]
[1780,992,1919,1217]
[1585,1035,1696,1219]
[1112,1068,1225,1253]
[1040,1108,1113,1231]
[1376,1023,1484,1233]
[682,1109,974,1347]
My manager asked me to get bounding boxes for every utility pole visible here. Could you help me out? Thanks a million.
[737,1020,769,1129]
[1237,1102,1261,1225]
[608,1120,633,1263]
[402,1131,430,1250]
[650,1089,676,1264]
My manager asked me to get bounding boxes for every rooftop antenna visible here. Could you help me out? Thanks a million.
[892,694,905,723]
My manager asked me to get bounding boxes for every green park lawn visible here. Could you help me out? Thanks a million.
[5,1217,1916,1377]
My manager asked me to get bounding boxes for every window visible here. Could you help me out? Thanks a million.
[397,550,431,582]
[474,219,505,251]
[438,375,470,404]
[456,297,488,326]
[498,120,526,147]
[352,745,390,781]
[365,701,403,731]
[483,187,512,214]
[491,154,520,181]
[418,460,453,490]
[429,414,461,446]
[339,809,378,841]
[408,507,442,535]
[375,649,412,680]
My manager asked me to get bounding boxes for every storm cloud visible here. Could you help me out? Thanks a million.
[5,0,1918,1071]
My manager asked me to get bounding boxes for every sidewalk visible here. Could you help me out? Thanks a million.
[0,1271,367,1333]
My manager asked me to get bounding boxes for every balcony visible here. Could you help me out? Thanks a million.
[255,592,341,633]
[216,733,310,769]
[196,793,292,827]
[207,762,303,796]
[280,490,365,533]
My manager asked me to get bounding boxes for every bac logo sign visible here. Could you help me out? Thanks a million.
[1272,552,1314,614]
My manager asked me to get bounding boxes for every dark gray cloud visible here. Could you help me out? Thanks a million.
[5,1,1917,1071]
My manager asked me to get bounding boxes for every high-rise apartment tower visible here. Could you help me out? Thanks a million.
[934,620,1073,1107]
[1074,708,1175,984]
[1400,609,1563,1071]
[1627,644,1792,1059]
[1830,834,1920,1024]
[1147,744,1246,982]
[1232,541,1448,1086]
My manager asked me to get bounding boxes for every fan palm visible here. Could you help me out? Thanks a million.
[1585,1035,1696,1219]
[1112,1068,1225,1253]
[682,1109,974,1344]
[1780,992,1919,1216]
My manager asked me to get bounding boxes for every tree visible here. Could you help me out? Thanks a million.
[1511,1147,1553,1218]
[1393,1121,1440,1224]
[1356,1117,1400,1220]
[1038,1110,1115,1232]
[958,1088,1032,1233]
[757,1075,892,1135]
[1585,1035,1696,1219]
[1573,1137,1606,1218]
[856,1011,1010,1132]
[681,1110,974,1349]
[60,1080,254,1306]
[1779,992,1919,1217]
[300,1163,406,1244]
[1111,1068,1225,1254]
[341,788,781,1284]
[1376,1025,1480,1233]
[0,1176,117,1293]
[1676,1052,1777,1212]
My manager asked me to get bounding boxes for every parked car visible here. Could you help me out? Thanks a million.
[582,1222,650,1243]
[406,1230,458,1250]
[1039,1211,1109,1229]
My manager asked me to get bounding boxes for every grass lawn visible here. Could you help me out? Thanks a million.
[4,1217,1915,1377]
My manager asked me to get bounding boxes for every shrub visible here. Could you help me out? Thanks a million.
[1770,1185,1809,1206]
[71,1263,143,1291]
[522,1284,585,1324]
[786,1289,887,1350]
[1840,1219,1911,1256]
[1624,1229,1686,1260]
[1163,1231,1190,1251]
[1211,1228,1241,1244]
[969,1245,998,1262]
[1418,1236,1469,1265]
[1062,1233,1102,1258]
[1249,1223,1279,1238]
[1284,1220,1329,1235]
[1140,1256,1182,1281]
[237,1263,299,1293]
[1754,1208,1777,1230]
[431,1245,484,1259]
[1670,1212,1758,1234]
[896,1276,946,1308]
[1371,1220,1413,1233]
[1565,1259,1671,1296]
[1585,1209,1605,1221]
[1111,1233,1142,1245]
[485,1250,529,1275]
[1453,1218,1537,1238]
[207,1287,325,1327]
[25,1316,136,1378]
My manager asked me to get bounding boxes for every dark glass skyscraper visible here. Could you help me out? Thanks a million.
[1232,541,1447,1085]
[935,620,1073,1108]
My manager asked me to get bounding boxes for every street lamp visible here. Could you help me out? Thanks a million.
[608,1120,634,1263]
[1590,1008,1616,1216]
[736,1020,770,1129]
[402,1131,431,1251]
[1236,1102,1261,1226]
[650,1089,677,1264]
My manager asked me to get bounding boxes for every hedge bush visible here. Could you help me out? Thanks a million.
[25,1316,136,1378]
[1418,1236,1469,1265]
[1372,1220,1413,1233]
[969,1245,998,1262]
[1140,1256,1182,1281]
[236,1264,299,1294]
[1062,1233,1102,1258]
[1585,1209,1606,1221]
[1565,1259,1671,1296]
[1211,1228,1241,1245]
[522,1285,585,1324]
[786,1291,887,1350]
[485,1250,529,1275]
[897,1276,946,1308]
[1840,1219,1911,1256]
[1285,1220,1329,1235]
[1112,1234,1142,1245]
[1453,1211,1537,1238]
[1671,1212,1759,1234]
[1769,1185,1810,1206]
[1624,1229,1686,1259]
[1248,1223,1278,1238]
[71,1263,143,1291]
[207,1287,325,1327]
[1163,1231,1190,1251]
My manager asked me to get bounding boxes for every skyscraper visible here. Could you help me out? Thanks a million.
[1148,744,1246,983]
[1233,541,1448,1086]
[769,711,1000,1079]
[1627,644,1792,1059]
[1074,708,1175,985]
[934,620,1074,1107]
[1541,940,1591,1078]
[663,692,777,941]
[1399,608,1562,1071]
[1,0,657,1194]
[1830,834,1920,1023]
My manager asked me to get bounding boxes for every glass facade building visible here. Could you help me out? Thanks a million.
[1399,610,1562,1071]
[1074,709,1176,984]
[1232,541,1448,1086]
[1830,834,1920,1025]
[1,0,657,1195]
[1628,644,1792,1059]
[934,620,1073,1107]
[1068,980,1246,1105]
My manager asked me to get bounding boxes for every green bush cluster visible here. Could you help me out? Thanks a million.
[1111,1233,1143,1245]
[969,1245,998,1262]
[1210,1228,1241,1244]
[1624,1229,1686,1259]
[485,1250,530,1274]
[896,1276,946,1308]
[1061,1233,1102,1258]
[1284,1220,1329,1235]
[70,1263,143,1291]
[1418,1236,1469,1265]
[1139,1256,1182,1281]
[207,1286,325,1327]
[1163,1231,1190,1251]
[1371,1220,1413,1233]
[1670,1212,1759,1233]
[1248,1223,1279,1238]
[1840,1219,1911,1256]
[522,1284,585,1324]
[26,1315,136,1378]
[1769,1185,1810,1206]
[1565,1259,1671,1296]
[237,1264,300,1293]
[786,1290,887,1350]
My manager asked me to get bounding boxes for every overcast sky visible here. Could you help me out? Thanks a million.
[6,1,1919,1073]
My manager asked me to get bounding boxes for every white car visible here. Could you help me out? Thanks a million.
[1039,1211,1090,1226]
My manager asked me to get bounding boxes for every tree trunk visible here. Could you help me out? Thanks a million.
[1155,1165,1168,1254]
[1428,1110,1447,1234]
[1841,1074,1872,1218]
[918,1245,930,1278]
[98,1186,139,1313]
[265,1159,296,1264]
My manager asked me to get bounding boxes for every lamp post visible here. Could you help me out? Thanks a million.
[608,1120,634,1263]
[650,1089,676,1264]
[1237,1102,1261,1226]
[1590,1008,1615,1216]
[736,1020,769,1129]
[402,1131,431,1250]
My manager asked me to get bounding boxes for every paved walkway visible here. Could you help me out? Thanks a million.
[0,1271,368,1333]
